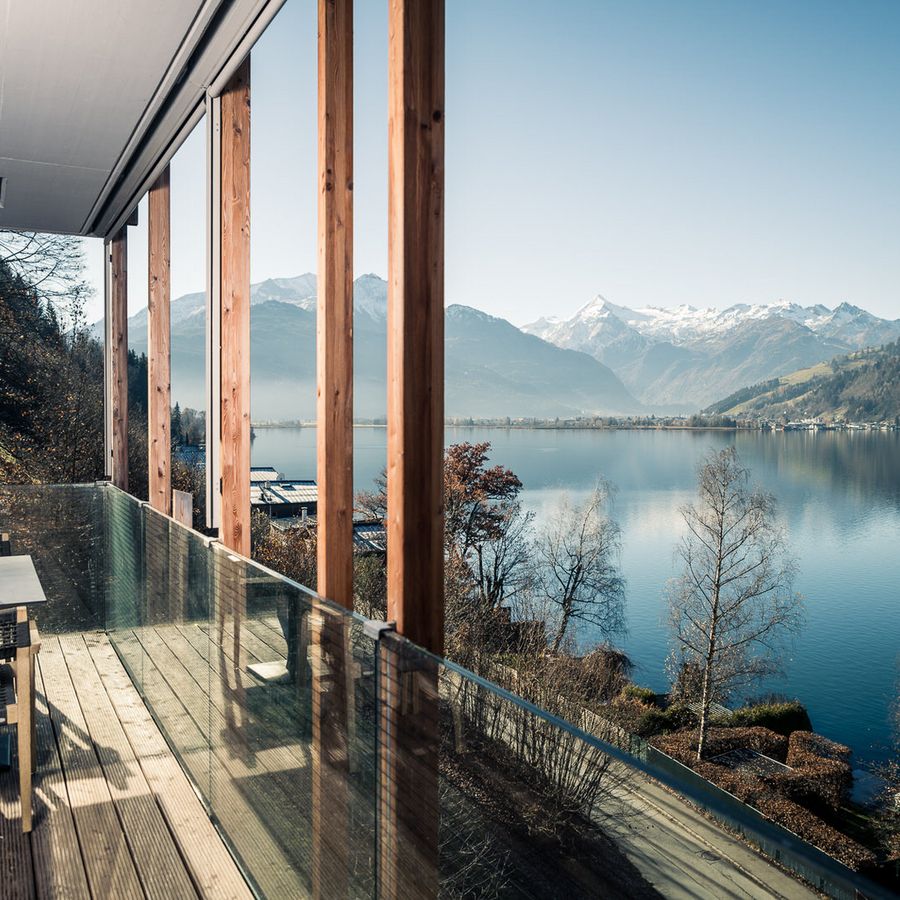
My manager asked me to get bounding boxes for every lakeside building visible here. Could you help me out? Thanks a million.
[174,443,205,466]
[250,466,281,483]
[251,479,318,519]
[269,515,387,558]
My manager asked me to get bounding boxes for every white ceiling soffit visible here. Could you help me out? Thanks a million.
[0,0,282,239]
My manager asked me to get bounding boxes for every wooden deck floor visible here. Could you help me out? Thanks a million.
[0,632,253,900]
[108,615,375,900]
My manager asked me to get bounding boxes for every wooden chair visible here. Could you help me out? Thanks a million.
[0,605,40,832]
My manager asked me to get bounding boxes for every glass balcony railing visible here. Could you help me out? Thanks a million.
[0,482,891,900]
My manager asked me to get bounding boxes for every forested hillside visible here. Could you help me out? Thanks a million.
[706,342,900,421]
[0,249,105,482]
[0,233,149,487]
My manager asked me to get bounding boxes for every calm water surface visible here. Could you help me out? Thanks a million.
[252,426,900,767]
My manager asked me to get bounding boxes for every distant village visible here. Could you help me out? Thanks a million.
[173,410,899,536]
[443,415,900,432]
[248,414,900,432]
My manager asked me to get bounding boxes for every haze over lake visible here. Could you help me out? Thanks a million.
[251,425,900,768]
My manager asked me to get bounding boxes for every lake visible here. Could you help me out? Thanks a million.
[251,425,900,770]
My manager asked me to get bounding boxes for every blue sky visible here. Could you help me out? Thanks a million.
[85,0,900,324]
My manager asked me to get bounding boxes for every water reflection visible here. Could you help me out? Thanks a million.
[251,427,900,766]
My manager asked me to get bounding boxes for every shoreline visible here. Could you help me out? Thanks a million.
[251,421,897,433]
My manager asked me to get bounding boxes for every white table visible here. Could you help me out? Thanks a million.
[0,556,48,609]
[0,555,46,768]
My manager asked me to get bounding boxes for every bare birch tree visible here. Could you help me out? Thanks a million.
[667,447,802,760]
[0,230,92,327]
[538,484,626,653]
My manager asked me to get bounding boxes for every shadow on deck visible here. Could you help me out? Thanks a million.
[0,633,252,900]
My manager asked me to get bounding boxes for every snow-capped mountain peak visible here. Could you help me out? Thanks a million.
[526,294,899,348]
[522,291,900,409]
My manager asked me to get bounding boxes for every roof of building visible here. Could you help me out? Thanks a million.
[267,516,386,555]
[174,445,205,466]
[352,520,387,554]
[250,480,318,507]
[269,516,314,533]
[250,466,281,483]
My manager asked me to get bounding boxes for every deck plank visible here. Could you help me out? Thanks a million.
[0,713,35,900]
[30,654,91,900]
[179,621,308,739]
[251,615,291,656]
[38,636,145,900]
[83,632,252,900]
[244,618,289,658]
[145,624,310,775]
[2,632,263,899]
[57,633,198,900]
[127,626,309,898]
[205,616,286,667]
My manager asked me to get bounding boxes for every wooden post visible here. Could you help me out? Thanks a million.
[172,490,193,528]
[16,606,33,833]
[377,635,440,900]
[313,2,354,895]
[219,59,251,556]
[317,0,354,609]
[382,2,444,898]
[108,226,129,491]
[386,0,445,654]
[148,165,172,516]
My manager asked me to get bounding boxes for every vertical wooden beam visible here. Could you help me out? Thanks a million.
[313,4,354,895]
[386,0,445,652]
[219,59,251,556]
[317,0,354,610]
[108,227,129,491]
[382,3,444,898]
[148,166,172,515]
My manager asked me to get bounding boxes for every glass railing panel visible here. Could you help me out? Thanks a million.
[116,499,216,808]
[7,483,882,899]
[374,631,891,900]
[101,489,379,898]
[203,544,378,898]
[0,483,106,632]
[104,484,147,694]
[375,630,646,898]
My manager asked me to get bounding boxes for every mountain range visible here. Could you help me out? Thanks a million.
[118,275,639,420]
[524,297,900,410]
[705,341,900,422]
[107,276,900,419]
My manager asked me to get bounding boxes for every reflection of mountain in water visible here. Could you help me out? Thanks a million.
[250,424,900,767]
[733,431,900,518]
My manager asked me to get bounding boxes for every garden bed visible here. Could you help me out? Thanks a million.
[710,747,793,779]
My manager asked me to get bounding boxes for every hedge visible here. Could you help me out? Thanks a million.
[633,704,694,737]
[725,701,813,737]
[652,727,875,871]
[656,726,788,763]
[607,694,694,738]
[771,731,854,810]
[618,684,658,705]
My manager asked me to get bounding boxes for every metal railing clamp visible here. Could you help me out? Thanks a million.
[362,619,396,640]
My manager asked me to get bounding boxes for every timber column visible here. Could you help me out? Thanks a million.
[219,58,251,556]
[313,0,355,895]
[106,226,129,491]
[148,165,172,515]
[382,1,445,897]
